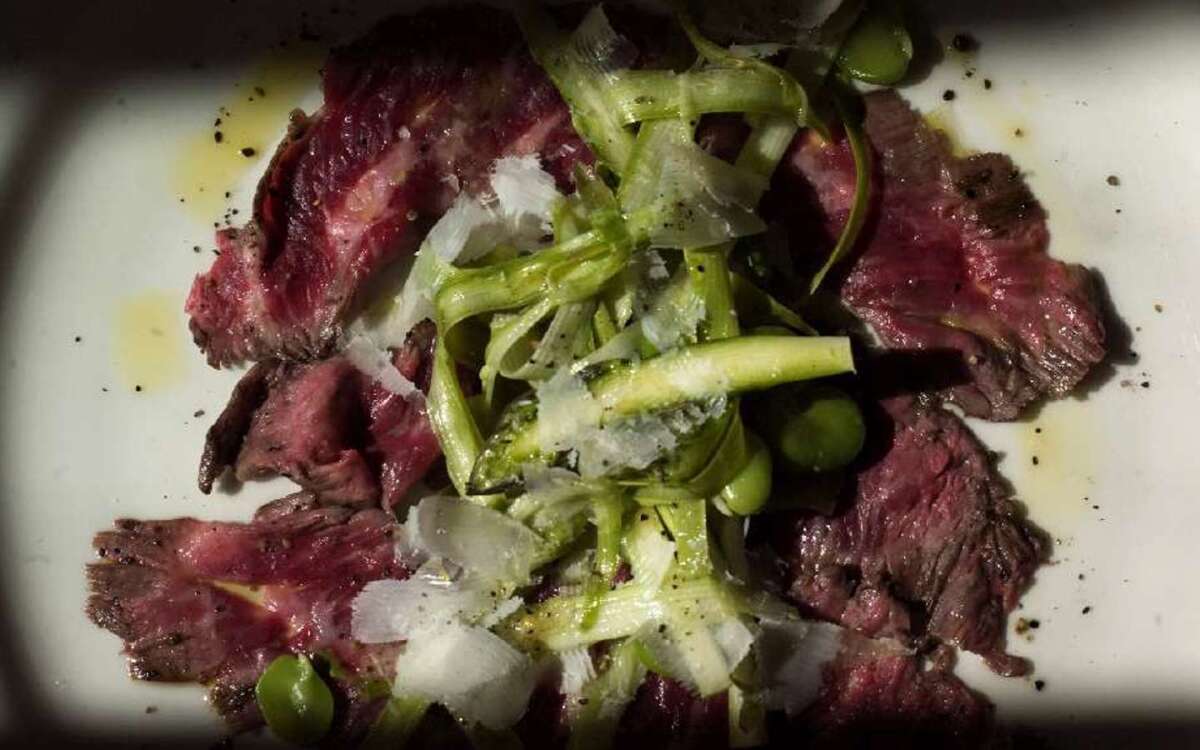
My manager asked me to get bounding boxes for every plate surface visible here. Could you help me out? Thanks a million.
[1,0,1198,746]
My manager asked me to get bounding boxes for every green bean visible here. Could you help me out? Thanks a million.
[719,432,773,515]
[763,385,865,474]
[836,0,913,86]
[255,654,334,746]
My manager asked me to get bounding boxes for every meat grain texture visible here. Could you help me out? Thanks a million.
[199,320,439,509]
[185,6,591,367]
[771,396,1046,677]
[772,90,1106,420]
[86,493,404,731]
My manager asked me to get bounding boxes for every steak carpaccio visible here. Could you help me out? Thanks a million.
[87,2,1113,747]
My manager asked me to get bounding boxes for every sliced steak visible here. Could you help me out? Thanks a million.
[199,320,439,509]
[769,395,1046,676]
[86,493,403,730]
[795,633,995,749]
[185,6,591,367]
[772,90,1106,420]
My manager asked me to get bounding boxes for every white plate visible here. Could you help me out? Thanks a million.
[1,0,1198,746]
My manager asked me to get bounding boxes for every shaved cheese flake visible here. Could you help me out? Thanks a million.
[711,617,755,672]
[407,496,540,583]
[490,154,560,228]
[759,620,843,715]
[427,192,500,264]
[558,646,597,696]
[478,596,524,629]
[622,513,675,592]
[535,368,603,454]
[394,625,537,730]
[641,291,706,353]
[344,335,421,398]
[351,572,495,644]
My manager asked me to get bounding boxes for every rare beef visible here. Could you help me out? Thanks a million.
[512,674,726,750]
[198,320,439,509]
[769,395,1046,676]
[794,633,995,749]
[616,674,728,750]
[186,7,591,367]
[86,493,404,730]
[771,90,1106,420]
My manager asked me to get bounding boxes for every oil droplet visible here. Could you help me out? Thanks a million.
[114,292,187,392]
[173,44,324,222]
[1012,401,1095,530]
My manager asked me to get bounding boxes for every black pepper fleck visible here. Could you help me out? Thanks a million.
[74,336,82,343]
[194,409,206,418]
[1082,606,1091,614]
[951,33,978,53]
[135,385,143,392]
[1029,619,1040,629]
[214,131,224,144]
[1034,680,1046,691]
[240,147,257,157]
[943,89,957,101]
[983,78,993,90]
[1031,456,1039,466]
[1106,174,1120,186]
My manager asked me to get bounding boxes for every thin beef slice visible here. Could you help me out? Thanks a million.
[770,395,1047,676]
[86,493,403,731]
[771,90,1106,420]
[198,320,439,509]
